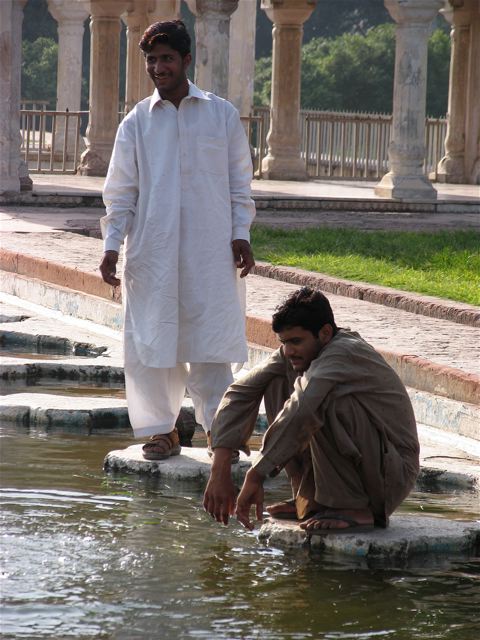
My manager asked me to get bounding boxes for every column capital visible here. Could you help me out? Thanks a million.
[47,0,89,24]
[89,0,129,19]
[187,0,238,18]
[261,0,316,25]
[385,0,444,25]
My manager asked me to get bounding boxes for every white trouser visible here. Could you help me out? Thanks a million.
[125,353,233,438]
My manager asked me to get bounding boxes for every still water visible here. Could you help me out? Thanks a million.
[1,425,479,640]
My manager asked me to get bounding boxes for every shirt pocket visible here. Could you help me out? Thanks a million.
[197,135,227,175]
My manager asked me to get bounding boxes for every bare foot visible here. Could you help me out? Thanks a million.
[300,508,374,532]
[266,499,297,519]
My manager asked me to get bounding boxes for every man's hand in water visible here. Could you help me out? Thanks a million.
[235,468,264,531]
[99,250,120,286]
[203,448,237,525]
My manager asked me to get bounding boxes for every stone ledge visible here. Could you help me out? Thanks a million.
[253,262,480,328]
[0,393,129,432]
[2,191,478,213]
[258,515,480,566]
[104,445,259,482]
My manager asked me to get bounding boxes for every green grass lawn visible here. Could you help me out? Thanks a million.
[251,227,480,306]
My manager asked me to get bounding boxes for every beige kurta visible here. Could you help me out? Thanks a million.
[211,330,420,525]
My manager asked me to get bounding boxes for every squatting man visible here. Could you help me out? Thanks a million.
[204,288,420,534]
[99,20,255,460]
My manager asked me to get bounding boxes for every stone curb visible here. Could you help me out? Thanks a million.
[246,315,480,406]
[2,248,479,329]
[253,262,480,328]
[1,191,479,214]
[1,267,479,407]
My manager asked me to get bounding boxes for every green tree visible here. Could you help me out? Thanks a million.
[254,24,450,117]
[21,37,58,107]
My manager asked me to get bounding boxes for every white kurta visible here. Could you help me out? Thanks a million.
[101,82,255,369]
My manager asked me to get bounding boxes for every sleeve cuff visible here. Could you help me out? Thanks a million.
[232,226,251,242]
[252,453,281,478]
[103,238,122,253]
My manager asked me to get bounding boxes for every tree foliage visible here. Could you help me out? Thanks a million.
[21,37,58,107]
[254,24,450,117]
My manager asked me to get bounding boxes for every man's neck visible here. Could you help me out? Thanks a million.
[160,79,190,109]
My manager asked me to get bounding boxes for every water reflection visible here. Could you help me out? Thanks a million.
[1,425,479,640]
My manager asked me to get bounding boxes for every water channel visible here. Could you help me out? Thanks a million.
[1,424,479,640]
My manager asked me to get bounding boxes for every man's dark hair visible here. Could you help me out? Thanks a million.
[139,20,191,57]
[272,287,338,337]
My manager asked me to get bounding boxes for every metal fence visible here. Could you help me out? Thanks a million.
[20,105,446,179]
[252,106,447,180]
[20,109,88,174]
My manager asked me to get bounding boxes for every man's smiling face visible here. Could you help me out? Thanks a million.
[145,42,191,98]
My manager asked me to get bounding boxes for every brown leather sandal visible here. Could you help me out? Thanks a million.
[206,431,240,465]
[142,428,182,460]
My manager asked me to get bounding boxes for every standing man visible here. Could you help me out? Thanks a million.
[99,21,255,460]
[204,288,419,533]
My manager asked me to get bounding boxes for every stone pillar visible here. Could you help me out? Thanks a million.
[228,0,256,115]
[78,0,128,176]
[436,1,470,183]
[47,0,89,151]
[260,0,316,181]
[375,0,443,200]
[0,0,31,193]
[186,0,239,98]
[123,0,180,113]
[464,0,480,184]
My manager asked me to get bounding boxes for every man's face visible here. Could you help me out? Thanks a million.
[145,42,191,96]
[277,326,331,373]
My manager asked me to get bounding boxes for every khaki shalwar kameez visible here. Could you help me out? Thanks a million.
[211,330,420,526]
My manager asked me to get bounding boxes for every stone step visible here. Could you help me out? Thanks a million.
[258,515,480,566]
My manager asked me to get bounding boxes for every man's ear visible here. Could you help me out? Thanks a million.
[318,324,333,345]
[183,53,192,71]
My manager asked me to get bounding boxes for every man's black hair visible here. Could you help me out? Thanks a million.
[139,20,191,57]
[272,287,338,337]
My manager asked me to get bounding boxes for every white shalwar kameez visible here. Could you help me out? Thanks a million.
[101,82,255,438]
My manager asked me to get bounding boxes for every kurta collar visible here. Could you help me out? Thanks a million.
[149,80,211,111]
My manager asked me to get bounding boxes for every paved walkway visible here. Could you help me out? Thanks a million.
[1,229,479,379]
[26,174,480,202]
[1,175,479,382]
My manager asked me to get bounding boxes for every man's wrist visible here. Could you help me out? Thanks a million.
[211,447,235,472]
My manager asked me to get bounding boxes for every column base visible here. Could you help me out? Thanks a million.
[374,172,437,200]
[78,149,109,177]
[0,177,21,194]
[261,154,308,181]
[436,155,466,184]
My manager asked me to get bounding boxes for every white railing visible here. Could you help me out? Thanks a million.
[20,109,88,174]
[20,105,446,179]
[252,106,447,180]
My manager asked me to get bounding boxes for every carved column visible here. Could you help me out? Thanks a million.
[375,0,443,199]
[186,0,239,98]
[123,0,180,113]
[47,0,89,151]
[0,0,31,193]
[228,0,256,115]
[79,0,128,176]
[464,0,480,184]
[436,1,470,183]
[260,0,316,181]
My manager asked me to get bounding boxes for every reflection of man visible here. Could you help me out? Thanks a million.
[99,21,255,460]
[204,288,419,534]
